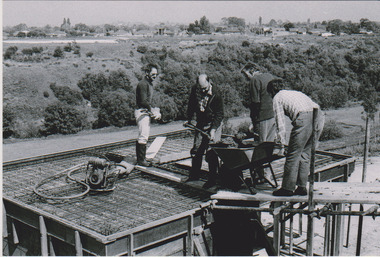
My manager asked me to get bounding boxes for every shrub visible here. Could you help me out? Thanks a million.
[151,91,178,123]
[77,70,132,108]
[53,47,64,58]
[11,119,43,139]
[43,91,50,98]
[31,47,43,54]
[96,90,136,128]
[49,83,83,105]
[22,48,34,56]
[4,46,18,59]
[242,40,250,47]
[319,120,344,141]
[64,43,72,52]
[130,50,134,57]
[73,49,81,55]
[3,106,15,138]
[137,45,148,54]
[43,102,88,135]
[86,52,94,57]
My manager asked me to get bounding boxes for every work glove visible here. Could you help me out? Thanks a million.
[210,128,216,143]
[151,107,161,120]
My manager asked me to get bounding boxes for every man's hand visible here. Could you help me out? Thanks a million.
[210,129,216,143]
[273,144,286,157]
[151,107,161,120]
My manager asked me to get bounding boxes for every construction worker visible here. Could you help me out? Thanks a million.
[185,74,224,189]
[241,63,276,184]
[267,79,325,196]
[135,64,161,167]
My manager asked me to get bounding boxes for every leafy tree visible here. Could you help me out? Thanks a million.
[43,102,88,135]
[283,22,295,31]
[326,19,344,35]
[199,16,211,33]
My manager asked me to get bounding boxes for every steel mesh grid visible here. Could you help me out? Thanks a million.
[3,133,347,236]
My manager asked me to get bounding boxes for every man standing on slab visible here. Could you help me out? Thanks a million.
[135,63,161,167]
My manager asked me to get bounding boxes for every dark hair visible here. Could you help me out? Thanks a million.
[267,78,284,96]
[143,63,159,74]
[241,62,259,74]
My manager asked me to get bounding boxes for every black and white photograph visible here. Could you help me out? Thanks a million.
[2,1,380,256]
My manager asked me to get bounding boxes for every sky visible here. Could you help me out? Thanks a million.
[2,1,380,27]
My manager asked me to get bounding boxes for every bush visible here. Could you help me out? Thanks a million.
[43,102,88,135]
[22,48,34,56]
[151,91,178,123]
[3,106,15,138]
[43,91,50,98]
[11,119,43,139]
[49,83,83,105]
[137,45,148,54]
[319,120,344,141]
[96,90,136,128]
[77,70,132,108]
[53,47,64,58]
[4,46,18,60]
[86,52,94,57]
[242,40,250,47]
[64,43,72,52]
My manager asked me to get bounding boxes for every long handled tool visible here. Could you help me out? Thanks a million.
[183,122,211,140]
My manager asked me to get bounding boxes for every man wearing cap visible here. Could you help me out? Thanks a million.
[135,63,161,167]
[185,74,224,189]
[241,63,276,184]
[267,79,325,196]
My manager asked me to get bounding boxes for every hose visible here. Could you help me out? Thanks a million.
[33,163,91,200]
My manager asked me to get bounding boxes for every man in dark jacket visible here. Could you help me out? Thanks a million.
[185,74,224,189]
[241,63,276,184]
[135,64,161,166]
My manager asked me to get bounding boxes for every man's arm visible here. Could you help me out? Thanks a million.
[273,95,286,146]
[187,86,197,121]
[249,78,261,124]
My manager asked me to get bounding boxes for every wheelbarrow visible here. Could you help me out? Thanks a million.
[210,141,282,194]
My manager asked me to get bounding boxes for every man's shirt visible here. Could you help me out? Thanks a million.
[248,73,274,122]
[136,76,153,111]
[273,90,320,145]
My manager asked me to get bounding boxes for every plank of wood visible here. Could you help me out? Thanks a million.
[211,182,380,204]
[135,165,184,183]
[159,151,191,164]
[146,137,166,159]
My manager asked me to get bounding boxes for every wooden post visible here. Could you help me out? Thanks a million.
[3,204,8,238]
[299,203,303,235]
[127,234,135,256]
[11,221,19,244]
[187,214,194,256]
[39,216,49,256]
[273,202,282,255]
[357,115,370,255]
[323,215,331,256]
[49,237,56,256]
[289,204,294,255]
[306,108,318,256]
[75,231,82,256]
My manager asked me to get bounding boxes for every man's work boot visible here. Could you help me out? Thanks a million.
[294,186,307,196]
[136,142,151,167]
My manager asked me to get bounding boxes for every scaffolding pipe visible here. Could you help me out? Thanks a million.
[306,108,318,256]
[357,114,370,256]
